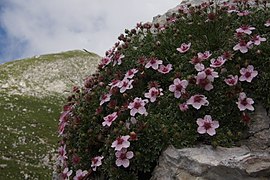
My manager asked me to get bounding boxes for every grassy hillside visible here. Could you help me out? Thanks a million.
[0,50,100,179]
[0,50,100,97]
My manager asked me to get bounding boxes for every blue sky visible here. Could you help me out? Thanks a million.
[0,0,181,64]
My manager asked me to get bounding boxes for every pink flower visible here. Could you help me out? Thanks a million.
[224,75,238,86]
[144,87,163,102]
[197,51,212,60]
[59,110,70,124]
[125,68,138,79]
[227,5,238,13]
[194,63,205,71]
[233,40,253,53]
[237,10,250,16]
[252,35,266,46]
[190,56,203,65]
[169,78,188,98]
[91,156,104,171]
[73,169,88,180]
[177,42,191,53]
[158,64,173,74]
[115,148,134,168]
[210,56,226,68]
[186,94,209,110]
[265,19,270,27]
[99,57,112,68]
[236,25,255,35]
[196,71,213,91]
[167,16,177,23]
[102,112,118,127]
[109,79,121,89]
[111,135,130,151]
[100,93,111,106]
[178,5,190,14]
[128,97,149,116]
[204,68,219,81]
[61,167,73,180]
[58,145,68,163]
[113,53,124,66]
[72,154,80,165]
[58,121,67,136]
[236,92,255,111]
[239,65,258,82]
[179,103,189,112]
[145,58,163,70]
[118,78,134,93]
[197,115,219,136]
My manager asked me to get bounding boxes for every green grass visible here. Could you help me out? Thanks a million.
[0,92,64,179]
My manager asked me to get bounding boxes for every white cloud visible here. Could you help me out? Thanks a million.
[0,0,181,61]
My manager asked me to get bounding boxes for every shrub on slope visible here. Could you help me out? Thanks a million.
[56,1,270,179]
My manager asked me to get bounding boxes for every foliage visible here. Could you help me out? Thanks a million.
[56,1,270,179]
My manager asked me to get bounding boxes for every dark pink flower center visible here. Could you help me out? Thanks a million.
[117,137,124,144]
[228,79,235,84]
[205,69,212,75]
[119,153,127,160]
[151,90,158,96]
[214,60,221,65]
[108,116,115,122]
[150,59,156,64]
[192,57,201,64]
[92,158,98,164]
[239,40,247,46]
[194,96,202,103]
[128,70,133,76]
[162,67,168,72]
[133,102,142,109]
[245,72,251,78]
[175,84,183,91]
[102,95,108,100]
[203,122,212,130]
[199,78,209,87]
[182,46,188,51]
[62,174,68,178]
[241,26,248,30]
[123,81,128,87]
[241,99,248,106]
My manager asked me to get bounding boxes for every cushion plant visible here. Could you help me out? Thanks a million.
[55,0,270,179]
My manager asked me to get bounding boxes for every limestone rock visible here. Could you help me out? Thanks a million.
[151,145,270,180]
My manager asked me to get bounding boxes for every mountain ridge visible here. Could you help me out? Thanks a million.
[0,50,101,97]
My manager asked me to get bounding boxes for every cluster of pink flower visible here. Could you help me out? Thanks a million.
[174,29,262,135]
[145,57,173,74]
[99,45,125,69]
[233,25,266,53]
[60,168,88,180]
[111,135,134,167]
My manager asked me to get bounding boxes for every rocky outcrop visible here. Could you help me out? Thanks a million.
[151,104,270,180]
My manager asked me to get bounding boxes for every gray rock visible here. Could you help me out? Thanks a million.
[151,145,270,180]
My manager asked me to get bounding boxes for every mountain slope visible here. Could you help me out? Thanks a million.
[0,50,100,97]
[0,50,100,179]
